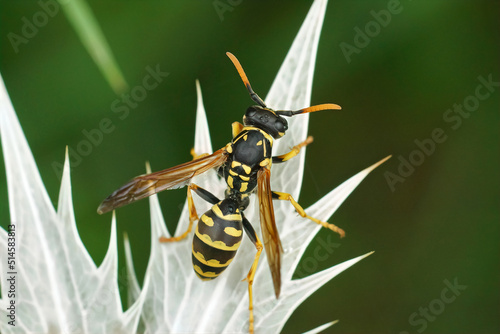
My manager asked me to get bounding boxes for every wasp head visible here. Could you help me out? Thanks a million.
[243,106,288,138]
[226,52,341,138]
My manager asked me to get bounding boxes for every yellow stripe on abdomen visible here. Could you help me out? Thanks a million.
[195,230,241,251]
[192,250,234,268]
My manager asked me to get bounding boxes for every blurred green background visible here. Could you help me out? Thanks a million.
[0,0,498,333]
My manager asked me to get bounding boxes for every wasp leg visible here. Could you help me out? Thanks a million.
[232,121,244,138]
[160,184,219,242]
[190,148,209,160]
[272,136,313,164]
[271,191,345,238]
[191,185,220,205]
[242,215,263,334]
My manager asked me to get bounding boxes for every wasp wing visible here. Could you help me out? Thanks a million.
[257,167,283,299]
[97,148,228,214]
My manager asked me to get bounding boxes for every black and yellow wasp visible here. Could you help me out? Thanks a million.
[98,52,344,334]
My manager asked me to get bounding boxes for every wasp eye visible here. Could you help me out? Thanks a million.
[275,119,288,132]
[246,108,257,117]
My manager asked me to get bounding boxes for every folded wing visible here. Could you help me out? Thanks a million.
[98,148,228,214]
[257,167,283,298]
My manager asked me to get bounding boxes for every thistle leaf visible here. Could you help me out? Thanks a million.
[268,0,330,191]
[0,71,143,333]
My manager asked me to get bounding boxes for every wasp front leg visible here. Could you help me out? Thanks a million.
[271,191,345,238]
[190,148,209,160]
[242,215,263,334]
[272,136,313,163]
[159,184,220,242]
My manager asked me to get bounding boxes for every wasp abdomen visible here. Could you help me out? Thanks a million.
[192,201,243,280]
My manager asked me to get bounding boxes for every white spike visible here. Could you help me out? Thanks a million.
[282,156,391,280]
[123,232,141,306]
[194,79,213,155]
[302,320,339,334]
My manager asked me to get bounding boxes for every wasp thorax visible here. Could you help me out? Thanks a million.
[243,106,288,138]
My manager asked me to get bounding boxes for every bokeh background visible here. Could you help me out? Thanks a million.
[0,1,498,333]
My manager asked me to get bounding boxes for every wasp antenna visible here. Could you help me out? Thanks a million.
[276,103,342,117]
[299,103,342,114]
[226,52,266,108]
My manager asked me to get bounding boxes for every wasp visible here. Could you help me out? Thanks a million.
[98,52,344,333]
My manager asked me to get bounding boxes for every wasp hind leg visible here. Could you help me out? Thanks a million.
[271,191,345,238]
[272,136,313,164]
[242,215,263,334]
[159,184,220,243]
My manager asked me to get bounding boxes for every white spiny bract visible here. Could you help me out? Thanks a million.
[0,1,388,333]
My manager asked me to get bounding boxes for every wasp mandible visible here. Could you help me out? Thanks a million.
[98,52,344,334]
